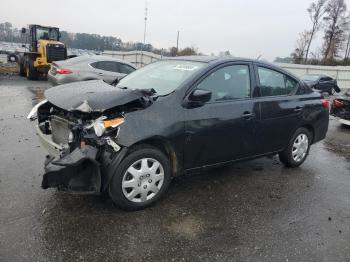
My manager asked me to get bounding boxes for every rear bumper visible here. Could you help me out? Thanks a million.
[47,73,60,86]
[48,72,78,86]
[339,118,350,126]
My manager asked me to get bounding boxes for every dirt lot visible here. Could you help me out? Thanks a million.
[0,75,350,262]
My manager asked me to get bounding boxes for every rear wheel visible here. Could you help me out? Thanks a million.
[279,127,312,168]
[109,145,171,210]
[26,60,39,80]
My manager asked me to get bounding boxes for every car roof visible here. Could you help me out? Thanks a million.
[302,74,328,77]
[65,55,135,68]
[166,56,298,78]
[167,55,287,68]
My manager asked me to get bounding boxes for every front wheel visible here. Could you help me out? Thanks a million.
[109,145,171,210]
[279,127,312,168]
[26,60,39,80]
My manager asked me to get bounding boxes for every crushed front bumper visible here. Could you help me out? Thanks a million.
[36,124,102,193]
[36,120,127,194]
[42,145,102,194]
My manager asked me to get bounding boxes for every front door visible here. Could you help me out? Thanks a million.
[184,63,260,169]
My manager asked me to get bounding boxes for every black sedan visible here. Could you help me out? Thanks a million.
[301,74,341,95]
[28,56,329,210]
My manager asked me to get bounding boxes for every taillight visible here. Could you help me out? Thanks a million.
[321,99,329,109]
[333,99,344,108]
[56,68,72,74]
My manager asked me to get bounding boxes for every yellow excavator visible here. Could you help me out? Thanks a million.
[19,24,67,80]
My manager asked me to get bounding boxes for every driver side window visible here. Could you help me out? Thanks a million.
[196,65,251,102]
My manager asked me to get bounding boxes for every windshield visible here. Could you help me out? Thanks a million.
[36,27,59,41]
[117,60,206,95]
[301,75,319,81]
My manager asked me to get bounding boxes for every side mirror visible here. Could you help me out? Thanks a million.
[21,28,26,34]
[22,44,26,48]
[184,89,212,108]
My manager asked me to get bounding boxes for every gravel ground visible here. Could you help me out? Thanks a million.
[0,75,349,262]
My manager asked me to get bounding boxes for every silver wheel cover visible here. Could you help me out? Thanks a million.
[122,158,165,203]
[292,134,309,162]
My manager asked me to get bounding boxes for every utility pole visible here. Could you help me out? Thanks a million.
[143,0,148,46]
[176,31,180,56]
[141,0,148,67]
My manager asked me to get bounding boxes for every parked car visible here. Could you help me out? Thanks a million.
[48,55,136,86]
[28,56,329,210]
[300,74,341,95]
[331,89,350,126]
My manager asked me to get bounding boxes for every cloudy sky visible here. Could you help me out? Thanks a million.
[2,0,350,61]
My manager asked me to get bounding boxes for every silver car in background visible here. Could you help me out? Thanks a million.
[48,55,136,86]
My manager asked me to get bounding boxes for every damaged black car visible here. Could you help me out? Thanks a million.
[28,57,329,210]
[331,89,350,126]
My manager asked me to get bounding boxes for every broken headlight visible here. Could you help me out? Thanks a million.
[89,117,125,137]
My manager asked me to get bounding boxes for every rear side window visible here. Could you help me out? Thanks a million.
[119,63,135,74]
[196,64,251,102]
[258,67,297,97]
[320,77,332,82]
[92,61,119,72]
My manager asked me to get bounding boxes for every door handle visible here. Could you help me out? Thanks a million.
[294,106,304,112]
[241,112,255,120]
[98,72,104,76]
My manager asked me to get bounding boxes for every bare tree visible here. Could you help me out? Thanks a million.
[291,31,311,64]
[304,0,327,63]
[322,0,349,62]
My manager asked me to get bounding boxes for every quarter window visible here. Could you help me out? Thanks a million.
[258,67,297,96]
[320,77,332,82]
[119,63,136,74]
[196,65,251,102]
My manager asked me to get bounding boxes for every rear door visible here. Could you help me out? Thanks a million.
[184,62,261,168]
[253,64,303,154]
[92,61,124,83]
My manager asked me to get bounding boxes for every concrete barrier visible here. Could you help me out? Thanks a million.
[103,50,162,68]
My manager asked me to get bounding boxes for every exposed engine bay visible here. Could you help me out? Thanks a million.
[28,80,156,194]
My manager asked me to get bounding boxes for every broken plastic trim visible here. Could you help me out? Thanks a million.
[27,99,48,121]
[42,145,102,193]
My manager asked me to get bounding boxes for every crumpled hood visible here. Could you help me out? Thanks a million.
[45,80,144,112]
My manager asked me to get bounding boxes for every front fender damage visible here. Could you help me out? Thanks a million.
[42,145,101,193]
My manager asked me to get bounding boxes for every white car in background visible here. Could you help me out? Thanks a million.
[48,55,136,86]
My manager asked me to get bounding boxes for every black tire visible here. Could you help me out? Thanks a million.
[329,88,335,95]
[19,57,26,77]
[26,60,39,80]
[279,127,312,168]
[109,145,171,211]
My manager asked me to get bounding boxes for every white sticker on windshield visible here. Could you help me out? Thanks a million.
[173,65,198,71]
